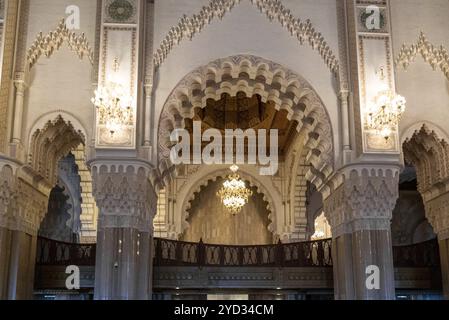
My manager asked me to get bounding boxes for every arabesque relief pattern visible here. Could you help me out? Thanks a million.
[27,18,94,69]
[0,165,48,235]
[396,32,449,81]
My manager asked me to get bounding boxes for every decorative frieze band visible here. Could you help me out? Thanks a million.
[27,19,94,69]
[396,32,449,81]
[153,0,339,75]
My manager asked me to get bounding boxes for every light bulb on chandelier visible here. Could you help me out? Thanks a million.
[91,57,134,136]
[217,165,253,216]
[367,90,406,141]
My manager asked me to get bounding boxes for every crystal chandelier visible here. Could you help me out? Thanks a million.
[367,90,406,140]
[91,58,134,136]
[217,165,253,215]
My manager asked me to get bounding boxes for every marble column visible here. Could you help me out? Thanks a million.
[324,166,400,300]
[92,163,157,300]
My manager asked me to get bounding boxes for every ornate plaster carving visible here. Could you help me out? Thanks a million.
[0,116,87,235]
[403,124,449,197]
[153,0,339,75]
[396,32,449,81]
[104,0,138,24]
[283,132,311,240]
[323,166,400,238]
[73,145,98,243]
[424,193,449,241]
[0,165,49,235]
[27,19,94,69]
[91,163,157,233]
[158,55,335,190]
[403,125,449,239]
[28,116,85,187]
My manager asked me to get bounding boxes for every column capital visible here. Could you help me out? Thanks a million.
[13,71,29,89]
[324,164,400,237]
[91,160,158,233]
[0,163,49,235]
[425,192,449,241]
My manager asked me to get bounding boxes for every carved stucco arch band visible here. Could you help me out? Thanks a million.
[403,125,449,238]
[158,55,335,190]
[28,115,85,187]
[181,169,278,237]
[401,121,449,146]
[29,110,89,147]
[403,125,449,196]
[396,32,449,81]
[27,18,94,69]
[153,0,339,75]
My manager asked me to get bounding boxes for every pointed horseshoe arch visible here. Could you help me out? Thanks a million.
[157,55,335,191]
[180,168,279,237]
[28,115,86,186]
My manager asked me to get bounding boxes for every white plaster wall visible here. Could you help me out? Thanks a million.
[24,0,97,146]
[390,0,449,141]
[153,0,341,152]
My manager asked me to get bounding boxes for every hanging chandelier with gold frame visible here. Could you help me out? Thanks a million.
[91,58,134,136]
[366,90,406,140]
[217,165,253,216]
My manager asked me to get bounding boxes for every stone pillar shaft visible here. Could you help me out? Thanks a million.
[438,238,449,299]
[95,228,152,300]
[92,163,157,300]
[332,229,395,299]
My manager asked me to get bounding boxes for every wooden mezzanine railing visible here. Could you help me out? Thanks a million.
[153,238,333,268]
[36,237,440,269]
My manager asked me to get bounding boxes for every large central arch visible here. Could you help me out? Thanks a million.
[156,55,336,241]
[157,54,335,186]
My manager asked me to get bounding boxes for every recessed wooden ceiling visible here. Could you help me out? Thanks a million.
[184,93,298,156]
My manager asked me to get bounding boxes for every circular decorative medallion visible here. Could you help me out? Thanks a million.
[108,0,134,22]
